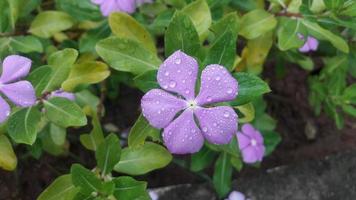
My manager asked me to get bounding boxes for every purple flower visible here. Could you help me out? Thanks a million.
[225,191,247,200]
[237,124,265,163]
[298,34,318,53]
[141,50,239,154]
[50,89,76,101]
[0,55,36,123]
[92,0,152,16]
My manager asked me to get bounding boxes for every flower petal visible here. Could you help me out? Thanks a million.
[0,96,10,123]
[241,123,263,144]
[162,110,204,154]
[195,106,237,144]
[51,90,76,101]
[100,0,119,16]
[241,146,258,163]
[227,191,246,200]
[195,64,238,105]
[157,50,199,100]
[0,55,31,84]
[141,89,187,129]
[117,0,136,13]
[255,145,265,161]
[0,81,36,107]
[307,36,318,51]
[236,132,250,150]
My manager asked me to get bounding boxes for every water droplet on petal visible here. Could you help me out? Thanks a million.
[215,76,221,81]
[206,96,212,102]
[188,71,192,75]
[202,127,208,132]
[175,58,181,64]
[213,123,217,127]
[223,112,230,118]
[164,71,170,76]
[169,81,176,88]
[227,88,233,94]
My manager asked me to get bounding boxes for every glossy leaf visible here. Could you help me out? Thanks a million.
[44,97,87,128]
[128,114,160,148]
[133,70,159,92]
[96,36,161,75]
[29,11,75,38]
[79,111,105,151]
[239,9,277,39]
[164,11,200,57]
[37,174,78,200]
[9,36,43,53]
[28,65,53,96]
[182,0,211,40]
[0,135,17,171]
[62,61,110,91]
[109,12,156,53]
[213,152,233,198]
[114,142,172,175]
[277,18,305,51]
[113,176,150,200]
[71,164,102,195]
[7,106,41,145]
[190,145,217,172]
[95,134,121,175]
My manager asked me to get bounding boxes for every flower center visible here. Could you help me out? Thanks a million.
[186,100,198,110]
[251,139,257,146]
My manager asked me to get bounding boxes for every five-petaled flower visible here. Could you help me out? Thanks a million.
[92,0,152,16]
[237,123,265,163]
[141,50,239,154]
[0,55,36,123]
[298,34,318,53]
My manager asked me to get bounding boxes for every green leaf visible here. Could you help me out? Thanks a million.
[128,114,160,148]
[29,11,75,38]
[79,111,105,151]
[277,18,305,51]
[261,131,281,156]
[210,12,240,37]
[342,104,356,117]
[96,36,161,75]
[113,176,150,200]
[37,175,78,200]
[75,90,100,113]
[190,145,217,172]
[213,152,233,198]
[301,20,349,53]
[203,28,236,70]
[164,11,200,57]
[324,0,344,10]
[95,134,121,175]
[79,22,111,53]
[230,156,243,171]
[230,72,271,106]
[44,97,87,128]
[28,65,53,96]
[239,9,277,39]
[71,164,102,195]
[133,70,159,92]
[55,0,102,21]
[114,142,172,175]
[109,12,156,53]
[7,106,41,145]
[62,61,110,91]
[9,36,43,53]
[0,135,17,171]
[44,48,79,92]
[182,0,211,40]
[50,123,66,146]
[340,1,356,16]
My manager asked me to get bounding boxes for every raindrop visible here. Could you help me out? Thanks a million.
[164,71,170,76]
[188,71,192,75]
[177,69,181,73]
[163,85,168,89]
[185,90,190,94]
[158,110,161,114]
[169,81,176,88]
[189,136,193,140]
[213,123,217,127]
[182,79,186,83]
[175,58,182,64]
[215,76,221,81]
[207,96,212,102]
[227,88,233,94]
[223,112,230,118]
[202,127,208,132]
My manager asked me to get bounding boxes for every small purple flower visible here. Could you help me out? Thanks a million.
[0,55,36,123]
[298,34,318,53]
[50,89,76,101]
[141,50,239,154]
[92,0,152,16]
[225,191,247,200]
[237,124,265,163]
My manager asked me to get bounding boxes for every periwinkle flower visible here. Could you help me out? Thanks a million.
[225,191,247,200]
[141,50,239,154]
[298,34,318,53]
[92,0,152,16]
[237,124,265,163]
[50,89,76,101]
[0,55,36,123]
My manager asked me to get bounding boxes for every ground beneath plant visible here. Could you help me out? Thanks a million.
[0,64,355,200]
